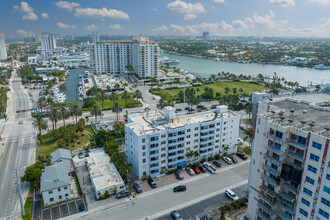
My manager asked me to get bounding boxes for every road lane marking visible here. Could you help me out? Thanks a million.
[238,170,249,175]
[143,92,155,106]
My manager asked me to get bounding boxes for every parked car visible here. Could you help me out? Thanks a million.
[225,189,239,200]
[203,162,215,174]
[173,185,186,193]
[188,108,195,112]
[176,108,182,112]
[148,177,157,188]
[223,156,233,164]
[186,167,195,176]
[116,189,130,199]
[145,107,151,111]
[213,160,222,168]
[228,155,238,163]
[174,171,184,180]
[198,165,207,173]
[197,105,205,109]
[236,152,248,160]
[85,152,90,157]
[211,105,217,109]
[78,152,84,159]
[184,107,190,110]
[78,204,85,212]
[133,183,142,194]
[171,211,183,220]
[19,120,23,124]
[191,165,201,174]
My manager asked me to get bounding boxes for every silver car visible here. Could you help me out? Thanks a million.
[223,156,233,164]
[186,167,195,176]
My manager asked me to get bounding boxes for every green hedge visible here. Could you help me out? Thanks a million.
[73,171,83,196]
[167,168,178,174]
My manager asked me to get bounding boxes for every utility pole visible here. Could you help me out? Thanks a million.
[16,169,25,216]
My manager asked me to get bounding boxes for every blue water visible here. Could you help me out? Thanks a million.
[60,68,86,105]
[163,53,330,86]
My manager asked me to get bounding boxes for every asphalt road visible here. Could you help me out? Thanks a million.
[69,163,249,220]
[0,70,36,219]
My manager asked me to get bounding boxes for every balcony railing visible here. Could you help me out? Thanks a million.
[256,210,271,220]
[264,154,283,167]
[288,141,305,151]
[266,145,285,156]
[286,151,304,162]
[263,164,281,177]
[278,192,295,203]
[281,182,298,194]
[277,211,292,220]
[262,175,277,186]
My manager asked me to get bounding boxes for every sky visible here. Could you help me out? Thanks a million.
[1,0,330,39]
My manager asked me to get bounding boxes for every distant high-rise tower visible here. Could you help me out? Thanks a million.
[202,31,210,40]
[92,32,99,43]
[41,34,57,53]
[0,33,7,60]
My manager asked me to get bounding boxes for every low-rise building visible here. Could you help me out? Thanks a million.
[125,106,240,179]
[86,150,125,199]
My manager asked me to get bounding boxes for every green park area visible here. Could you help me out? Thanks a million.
[37,124,94,157]
[150,81,265,99]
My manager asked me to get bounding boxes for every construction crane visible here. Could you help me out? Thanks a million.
[274,72,279,84]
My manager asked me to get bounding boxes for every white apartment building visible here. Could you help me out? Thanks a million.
[91,36,159,78]
[0,33,7,60]
[41,34,57,53]
[125,106,240,179]
[247,93,330,220]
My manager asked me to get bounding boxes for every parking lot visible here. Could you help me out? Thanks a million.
[137,154,248,193]
[157,184,248,220]
[32,197,86,220]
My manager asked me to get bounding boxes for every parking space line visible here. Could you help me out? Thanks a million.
[74,199,78,213]
[59,204,62,218]
[238,169,249,175]
[67,202,70,215]
[50,207,52,220]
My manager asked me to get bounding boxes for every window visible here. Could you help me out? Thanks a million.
[324,186,330,194]
[187,141,190,145]
[319,209,329,219]
[48,190,53,194]
[310,153,320,162]
[194,139,198,143]
[271,164,278,170]
[120,185,124,189]
[194,133,199,137]
[301,198,310,207]
[161,134,166,138]
[312,141,322,150]
[64,186,67,190]
[50,198,54,202]
[142,152,146,156]
[303,187,312,196]
[305,176,315,185]
[327,174,330,180]
[161,141,166,145]
[59,195,62,200]
[161,160,165,163]
[142,145,146,150]
[321,197,330,207]
[275,131,283,139]
[161,154,165,157]
[187,135,191,138]
[65,194,68,197]
[143,159,146,163]
[187,129,191,132]
[142,138,145,143]
[299,208,308,217]
[195,127,199,131]
[298,136,307,145]
[58,188,61,192]
[161,147,166,151]
[308,165,317,174]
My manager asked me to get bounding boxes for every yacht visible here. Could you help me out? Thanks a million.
[49,86,66,103]
[314,64,329,70]
[160,56,180,65]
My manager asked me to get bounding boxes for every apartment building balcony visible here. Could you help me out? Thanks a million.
[286,151,304,162]
[200,138,214,145]
[261,175,277,186]
[256,210,271,220]
[200,133,215,139]
[150,166,160,172]
[168,147,178,153]
[268,134,284,145]
[263,164,281,177]
[168,134,185,141]
[279,202,295,215]
[260,185,277,200]
[200,151,210,157]
[259,193,277,206]
[266,145,285,156]
[168,140,185,147]
[149,152,160,158]
[288,141,306,151]
[150,145,160,151]
[264,154,283,167]
[278,192,295,203]
[168,159,177,165]
[277,211,292,220]
[281,182,298,194]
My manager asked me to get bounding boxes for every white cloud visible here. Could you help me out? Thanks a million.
[167,0,205,14]
[169,24,186,34]
[85,24,98,30]
[56,22,76,29]
[55,1,80,12]
[109,24,123,29]
[213,0,225,2]
[269,0,295,7]
[252,10,280,28]
[74,7,129,19]
[308,0,330,6]
[41,13,49,19]
[12,2,38,21]
[150,25,169,32]
[16,29,35,37]
[153,8,158,11]
[232,20,248,28]
[184,13,197,20]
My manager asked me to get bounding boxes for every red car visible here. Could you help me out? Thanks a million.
[191,165,201,174]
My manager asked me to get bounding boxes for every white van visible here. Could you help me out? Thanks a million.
[225,189,239,200]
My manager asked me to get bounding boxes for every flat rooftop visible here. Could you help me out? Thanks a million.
[87,150,124,191]
[261,93,330,137]
[127,107,237,135]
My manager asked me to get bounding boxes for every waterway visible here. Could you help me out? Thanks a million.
[162,53,330,86]
[60,67,87,106]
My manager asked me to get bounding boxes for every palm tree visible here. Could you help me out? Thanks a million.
[186,150,194,164]
[109,91,118,103]
[133,90,142,107]
[98,90,107,110]
[33,116,48,143]
[157,99,166,110]
[244,127,254,147]
[90,104,102,124]
[60,105,68,126]
[118,163,132,184]
[232,88,237,95]
[112,102,123,122]
[245,103,253,120]
[224,87,231,95]
[36,98,46,115]
[121,91,130,108]
[51,108,60,129]
[239,88,244,96]
[71,104,82,124]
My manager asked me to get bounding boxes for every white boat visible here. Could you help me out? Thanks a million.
[160,56,180,65]
[84,71,89,74]
[79,91,84,96]
[49,86,66,103]
[314,64,329,70]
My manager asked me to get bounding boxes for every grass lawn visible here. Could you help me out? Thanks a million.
[22,196,33,220]
[238,146,252,156]
[150,81,264,99]
[37,125,95,157]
